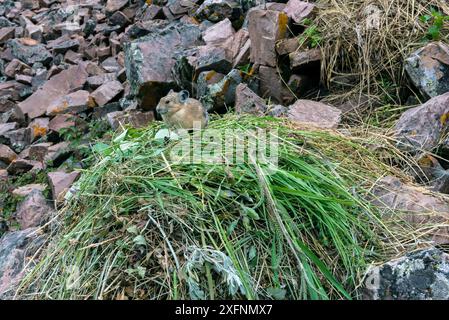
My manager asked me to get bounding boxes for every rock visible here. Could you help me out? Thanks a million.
[0,27,15,44]
[106,0,128,14]
[172,48,198,93]
[196,70,225,99]
[2,127,33,153]
[18,64,88,119]
[48,171,80,202]
[395,92,449,152]
[107,110,155,130]
[282,0,315,24]
[415,154,449,194]
[287,100,342,129]
[7,158,42,175]
[25,142,52,162]
[0,122,18,142]
[230,28,250,67]
[259,65,294,105]
[405,42,449,98]
[87,73,117,89]
[194,0,242,23]
[289,48,321,69]
[15,190,53,229]
[7,38,52,66]
[44,141,71,167]
[48,114,75,133]
[28,117,50,140]
[91,80,124,106]
[0,228,45,299]
[202,18,235,47]
[47,90,96,116]
[248,9,289,67]
[371,176,449,244]
[200,68,242,111]
[0,144,17,164]
[0,169,7,180]
[276,37,300,56]
[363,248,449,300]
[267,104,288,117]
[124,21,203,110]
[196,45,233,75]
[11,183,47,197]
[235,83,267,115]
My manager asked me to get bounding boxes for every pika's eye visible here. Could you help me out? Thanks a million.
[165,100,169,104]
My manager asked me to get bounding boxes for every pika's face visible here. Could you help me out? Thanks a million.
[156,90,189,117]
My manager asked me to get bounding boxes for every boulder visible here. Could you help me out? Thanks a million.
[0,144,17,164]
[48,171,80,202]
[405,42,449,98]
[47,90,96,115]
[395,92,449,152]
[7,38,52,66]
[202,18,235,47]
[235,83,267,116]
[289,48,321,69]
[364,248,449,300]
[91,80,124,106]
[18,64,88,119]
[194,0,243,23]
[106,110,155,130]
[124,21,203,110]
[282,0,315,24]
[371,176,449,244]
[248,9,289,67]
[15,190,53,229]
[0,228,45,299]
[287,99,342,129]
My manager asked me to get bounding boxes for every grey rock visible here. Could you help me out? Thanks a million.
[7,38,52,66]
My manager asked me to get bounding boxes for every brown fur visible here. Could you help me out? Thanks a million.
[156,90,209,129]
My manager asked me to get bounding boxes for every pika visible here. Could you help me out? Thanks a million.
[156,90,209,130]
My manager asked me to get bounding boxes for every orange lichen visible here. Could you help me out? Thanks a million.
[33,126,47,138]
[440,112,449,126]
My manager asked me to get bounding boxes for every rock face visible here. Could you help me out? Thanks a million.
[0,228,44,299]
[287,100,342,129]
[364,248,449,300]
[124,21,203,110]
[371,176,449,244]
[405,42,449,98]
[395,92,449,152]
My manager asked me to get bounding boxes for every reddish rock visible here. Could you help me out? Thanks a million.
[0,169,7,180]
[87,73,117,89]
[276,38,300,56]
[91,81,124,106]
[4,59,31,78]
[26,142,53,162]
[47,90,96,116]
[48,171,80,202]
[0,144,17,164]
[0,27,15,44]
[107,110,155,130]
[289,48,321,69]
[282,0,315,24]
[28,117,50,140]
[287,100,342,129]
[229,28,250,67]
[6,159,42,175]
[235,83,267,116]
[44,141,71,166]
[203,18,235,47]
[18,64,88,119]
[248,9,289,67]
[259,65,294,105]
[15,190,53,229]
[106,0,128,14]
[48,114,76,133]
[196,45,233,75]
[2,127,33,153]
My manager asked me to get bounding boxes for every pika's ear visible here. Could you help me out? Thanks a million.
[168,89,175,94]
[179,90,189,104]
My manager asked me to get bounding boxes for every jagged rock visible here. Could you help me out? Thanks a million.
[106,0,129,14]
[48,171,80,202]
[124,21,203,110]
[24,142,52,162]
[87,73,117,89]
[106,110,155,130]
[405,42,449,98]
[28,117,50,140]
[15,190,53,229]
[287,99,342,129]
[282,0,315,24]
[194,0,243,24]
[0,228,45,299]
[2,127,33,153]
[276,37,300,56]
[289,48,321,69]
[172,48,198,94]
[196,70,225,99]
[395,92,449,152]
[202,18,235,47]
[364,248,449,300]
[415,154,449,194]
[371,176,449,244]
[91,80,123,106]
[196,45,233,75]
[235,83,267,115]
[47,90,96,116]
[259,65,294,105]
[18,64,88,119]
[6,158,42,175]
[48,114,75,133]
[200,68,242,111]
[0,144,17,164]
[248,9,288,67]
[12,184,46,197]
[0,27,15,44]
[7,38,52,66]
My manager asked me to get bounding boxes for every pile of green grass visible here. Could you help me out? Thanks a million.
[17,115,407,300]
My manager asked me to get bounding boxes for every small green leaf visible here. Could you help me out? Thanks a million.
[127,225,139,235]
[133,235,147,246]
